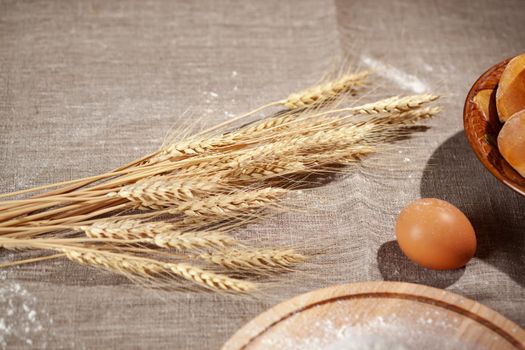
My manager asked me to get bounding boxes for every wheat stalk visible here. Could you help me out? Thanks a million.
[230,95,437,143]
[245,107,431,158]
[379,106,441,125]
[64,248,254,292]
[282,71,369,109]
[197,248,306,272]
[0,236,255,292]
[176,124,385,183]
[107,94,433,178]
[79,219,238,250]
[0,66,441,294]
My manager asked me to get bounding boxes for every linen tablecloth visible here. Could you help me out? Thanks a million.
[1,0,524,348]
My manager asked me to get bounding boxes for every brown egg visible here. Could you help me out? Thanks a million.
[498,109,525,178]
[395,198,476,270]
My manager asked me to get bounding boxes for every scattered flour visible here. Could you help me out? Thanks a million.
[255,303,489,350]
[422,63,433,72]
[0,271,51,348]
[360,55,428,93]
[202,91,219,100]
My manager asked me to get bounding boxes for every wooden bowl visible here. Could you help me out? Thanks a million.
[464,57,525,196]
[223,281,525,350]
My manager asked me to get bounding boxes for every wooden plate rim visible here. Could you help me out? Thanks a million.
[222,281,525,350]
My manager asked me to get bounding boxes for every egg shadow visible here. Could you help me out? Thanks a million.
[420,131,525,287]
[377,241,465,288]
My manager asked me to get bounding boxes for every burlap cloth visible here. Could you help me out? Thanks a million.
[1,0,524,348]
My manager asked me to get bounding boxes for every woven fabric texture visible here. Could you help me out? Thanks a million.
[1,0,524,348]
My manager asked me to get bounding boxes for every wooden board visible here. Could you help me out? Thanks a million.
[223,282,525,350]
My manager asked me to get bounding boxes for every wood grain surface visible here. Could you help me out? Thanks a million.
[223,282,525,350]
[1,0,525,349]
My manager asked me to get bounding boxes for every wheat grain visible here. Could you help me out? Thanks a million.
[283,71,369,109]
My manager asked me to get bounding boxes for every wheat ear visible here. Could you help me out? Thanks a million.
[79,219,173,239]
[282,71,369,109]
[379,106,441,125]
[229,95,437,143]
[150,134,237,164]
[352,94,438,115]
[110,177,224,209]
[80,219,238,250]
[173,188,288,218]
[197,248,306,272]
[300,145,378,167]
[64,249,254,292]
[233,113,297,138]
[150,231,237,250]
[172,148,305,180]
[182,105,439,181]
[220,160,306,182]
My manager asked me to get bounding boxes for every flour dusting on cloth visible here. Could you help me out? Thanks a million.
[360,55,428,93]
[0,271,51,348]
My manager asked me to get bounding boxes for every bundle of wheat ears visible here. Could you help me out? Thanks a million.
[0,69,440,293]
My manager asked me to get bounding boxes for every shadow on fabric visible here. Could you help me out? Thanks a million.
[418,131,525,287]
[377,240,464,288]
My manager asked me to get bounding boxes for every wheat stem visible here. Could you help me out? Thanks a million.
[0,253,65,268]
